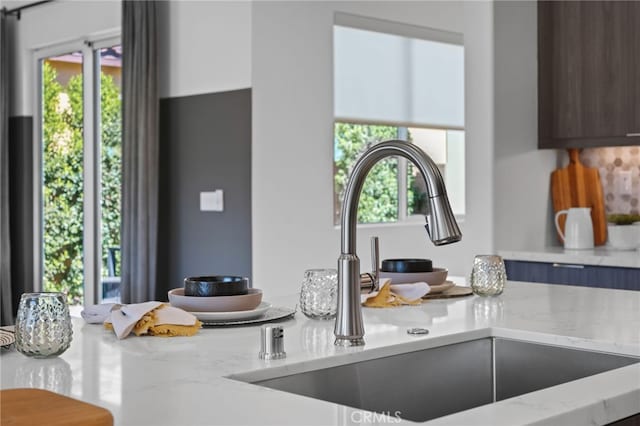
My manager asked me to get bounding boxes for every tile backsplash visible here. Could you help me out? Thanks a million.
[580,146,640,215]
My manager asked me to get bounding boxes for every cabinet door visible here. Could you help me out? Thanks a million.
[504,260,640,290]
[581,2,634,139]
[538,1,637,148]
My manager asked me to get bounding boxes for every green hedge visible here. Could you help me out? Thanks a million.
[42,62,121,305]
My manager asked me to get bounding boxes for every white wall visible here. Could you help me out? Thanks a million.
[159,1,251,98]
[9,0,252,115]
[8,0,121,116]
[493,1,557,251]
[252,1,495,297]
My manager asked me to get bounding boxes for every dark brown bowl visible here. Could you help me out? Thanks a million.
[381,258,433,273]
[184,276,249,297]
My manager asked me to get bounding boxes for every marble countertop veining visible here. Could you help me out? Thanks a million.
[1,281,639,425]
[499,247,640,269]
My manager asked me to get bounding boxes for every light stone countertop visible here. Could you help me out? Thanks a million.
[1,281,639,426]
[499,247,640,269]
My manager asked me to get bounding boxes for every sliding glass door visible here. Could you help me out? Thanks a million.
[36,38,122,308]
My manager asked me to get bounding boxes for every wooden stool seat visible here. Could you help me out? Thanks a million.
[0,388,113,426]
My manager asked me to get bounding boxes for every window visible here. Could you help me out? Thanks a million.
[333,20,465,225]
[36,37,122,308]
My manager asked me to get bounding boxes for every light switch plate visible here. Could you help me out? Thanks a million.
[616,171,632,195]
[200,190,224,212]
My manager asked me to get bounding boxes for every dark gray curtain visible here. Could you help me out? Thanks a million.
[121,1,159,303]
[0,11,13,325]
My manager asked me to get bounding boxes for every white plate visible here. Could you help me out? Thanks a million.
[189,302,272,322]
[428,280,456,294]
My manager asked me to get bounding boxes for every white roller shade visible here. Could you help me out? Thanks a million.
[334,25,464,129]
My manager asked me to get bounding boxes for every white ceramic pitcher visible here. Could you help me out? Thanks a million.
[554,207,594,250]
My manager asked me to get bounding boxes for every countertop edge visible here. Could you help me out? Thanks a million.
[426,364,640,426]
[498,248,640,269]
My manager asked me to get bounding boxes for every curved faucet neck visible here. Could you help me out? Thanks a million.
[339,140,449,255]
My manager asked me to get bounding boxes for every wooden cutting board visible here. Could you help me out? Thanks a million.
[550,149,607,246]
[0,388,113,426]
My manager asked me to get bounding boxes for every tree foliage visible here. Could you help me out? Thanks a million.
[334,123,398,224]
[42,62,121,305]
[407,163,429,216]
[334,122,430,223]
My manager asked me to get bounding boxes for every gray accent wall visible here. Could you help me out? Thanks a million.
[8,116,34,314]
[158,89,252,297]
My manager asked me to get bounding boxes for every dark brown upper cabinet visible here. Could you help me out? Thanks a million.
[538,1,640,149]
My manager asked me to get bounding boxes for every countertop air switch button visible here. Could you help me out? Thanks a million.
[259,326,286,360]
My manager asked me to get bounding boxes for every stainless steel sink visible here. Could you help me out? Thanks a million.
[237,338,638,423]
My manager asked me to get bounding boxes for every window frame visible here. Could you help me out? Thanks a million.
[333,16,465,227]
[333,120,464,226]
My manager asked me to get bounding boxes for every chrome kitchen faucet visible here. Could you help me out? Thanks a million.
[335,140,462,347]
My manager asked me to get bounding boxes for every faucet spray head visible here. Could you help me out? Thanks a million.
[424,195,462,246]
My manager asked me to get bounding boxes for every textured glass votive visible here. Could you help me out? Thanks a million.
[470,255,506,297]
[299,269,338,320]
[15,293,73,358]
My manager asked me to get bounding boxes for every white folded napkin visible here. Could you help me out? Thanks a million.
[110,301,163,339]
[388,282,431,299]
[361,278,430,305]
[108,302,199,339]
[81,303,122,324]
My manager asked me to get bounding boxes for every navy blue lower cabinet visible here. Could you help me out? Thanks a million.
[504,260,640,290]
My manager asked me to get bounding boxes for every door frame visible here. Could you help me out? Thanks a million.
[32,33,120,306]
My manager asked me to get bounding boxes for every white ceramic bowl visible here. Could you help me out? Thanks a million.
[168,288,263,312]
[379,268,448,285]
[607,224,640,250]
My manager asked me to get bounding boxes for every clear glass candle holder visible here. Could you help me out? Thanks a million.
[15,293,73,358]
[299,269,338,320]
[470,255,506,297]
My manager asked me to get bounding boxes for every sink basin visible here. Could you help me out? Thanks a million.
[235,338,638,423]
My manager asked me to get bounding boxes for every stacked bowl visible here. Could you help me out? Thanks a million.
[168,276,263,312]
[378,259,448,286]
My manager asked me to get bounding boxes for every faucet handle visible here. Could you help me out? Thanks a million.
[370,236,380,292]
[359,236,380,294]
